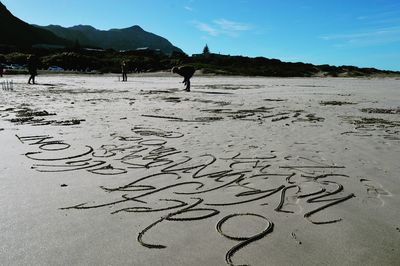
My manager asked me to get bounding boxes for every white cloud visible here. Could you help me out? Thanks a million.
[184,6,193,11]
[320,26,400,47]
[357,9,400,21]
[193,18,252,37]
[213,19,252,32]
[184,0,195,12]
[194,22,219,36]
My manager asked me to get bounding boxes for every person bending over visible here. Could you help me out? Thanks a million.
[172,65,195,92]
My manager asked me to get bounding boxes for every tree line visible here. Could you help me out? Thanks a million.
[0,45,396,77]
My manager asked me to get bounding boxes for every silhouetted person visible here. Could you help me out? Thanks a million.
[121,61,127,82]
[172,65,195,92]
[0,64,3,77]
[27,55,38,84]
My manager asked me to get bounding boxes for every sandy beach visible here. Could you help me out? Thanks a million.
[1,74,399,265]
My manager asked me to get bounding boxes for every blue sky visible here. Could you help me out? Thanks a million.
[2,0,400,70]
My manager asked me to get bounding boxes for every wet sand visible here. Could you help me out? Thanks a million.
[1,74,399,265]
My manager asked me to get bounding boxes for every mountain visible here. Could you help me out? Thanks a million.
[38,24,183,54]
[0,2,69,47]
[0,2,182,54]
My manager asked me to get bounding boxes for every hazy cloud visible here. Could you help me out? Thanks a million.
[194,19,252,37]
[184,0,195,12]
[194,22,219,36]
[357,9,400,21]
[213,19,252,32]
[184,6,193,11]
[320,26,400,47]
[355,6,400,27]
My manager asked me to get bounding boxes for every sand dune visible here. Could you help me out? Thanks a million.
[1,74,399,265]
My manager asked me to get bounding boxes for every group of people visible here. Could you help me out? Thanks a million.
[3,55,196,91]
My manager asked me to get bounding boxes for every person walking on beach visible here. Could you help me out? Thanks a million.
[27,55,38,84]
[121,60,127,82]
[172,65,195,92]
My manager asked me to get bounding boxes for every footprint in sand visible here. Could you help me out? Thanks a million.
[360,178,391,207]
[291,231,302,245]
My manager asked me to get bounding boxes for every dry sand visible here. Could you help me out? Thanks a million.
[1,74,399,265]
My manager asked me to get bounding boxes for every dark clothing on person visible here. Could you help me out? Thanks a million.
[0,65,3,77]
[172,65,195,92]
[121,61,127,82]
[27,56,38,84]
